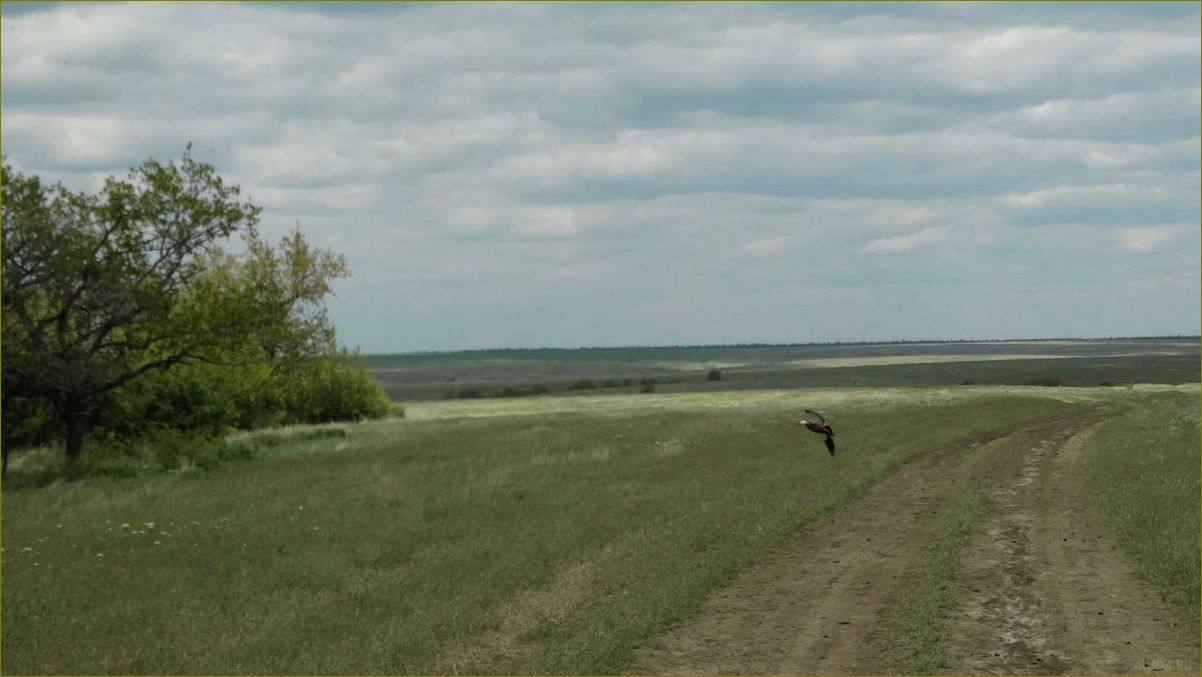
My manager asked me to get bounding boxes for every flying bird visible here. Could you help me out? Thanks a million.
[799,409,836,455]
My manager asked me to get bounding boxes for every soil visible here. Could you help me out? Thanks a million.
[628,414,1200,676]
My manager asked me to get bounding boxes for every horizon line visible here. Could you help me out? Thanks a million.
[361,334,1201,358]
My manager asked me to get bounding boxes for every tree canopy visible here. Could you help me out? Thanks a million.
[1,149,386,468]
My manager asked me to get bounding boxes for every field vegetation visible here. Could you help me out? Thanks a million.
[1078,389,1201,623]
[3,387,1104,674]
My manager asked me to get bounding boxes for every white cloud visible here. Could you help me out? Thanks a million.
[515,206,580,238]
[741,236,797,258]
[1114,227,1178,253]
[862,227,952,253]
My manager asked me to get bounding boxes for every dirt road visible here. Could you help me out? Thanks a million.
[629,413,1200,676]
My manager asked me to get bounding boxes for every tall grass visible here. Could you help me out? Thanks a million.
[1078,391,1201,624]
[1,390,1080,674]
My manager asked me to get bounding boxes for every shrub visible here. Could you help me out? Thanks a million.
[601,378,622,388]
[1,395,57,453]
[4,431,257,489]
[961,379,976,385]
[454,388,481,399]
[138,429,255,471]
[82,363,253,443]
[639,383,656,394]
[282,357,390,423]
[569,379,597,390]
[136,366,240,436]
[706,369,723,381]
[531,384,548,394]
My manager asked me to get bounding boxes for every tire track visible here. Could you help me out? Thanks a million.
[628,425,1026,676]
[941,416,1199,676]
[939,419,1092,674]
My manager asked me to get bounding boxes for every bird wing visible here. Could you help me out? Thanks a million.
[803,408,826,424]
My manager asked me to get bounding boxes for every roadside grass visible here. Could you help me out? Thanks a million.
[1078,390,1201,625]
[2,389,1083,674]
[871,489,986,675]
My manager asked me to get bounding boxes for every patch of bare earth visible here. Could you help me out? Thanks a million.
[630,413,1199,676]
[628,426,1017,676]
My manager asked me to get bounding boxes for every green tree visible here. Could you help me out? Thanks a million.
[1,149,264,465]
[180,228,388,426]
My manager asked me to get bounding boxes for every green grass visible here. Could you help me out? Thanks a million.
[1078,390,1201,625]
[871,490,986,675]
[1,389,1084,674]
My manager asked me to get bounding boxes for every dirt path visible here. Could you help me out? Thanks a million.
[628,424,1021,675]
[939,419,1093,674]
[941,420,1200,676]
[629,413,1199,676]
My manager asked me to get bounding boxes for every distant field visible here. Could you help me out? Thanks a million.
[363,339,1199,401]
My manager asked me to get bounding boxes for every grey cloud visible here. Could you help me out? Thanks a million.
[3,1,1197,350]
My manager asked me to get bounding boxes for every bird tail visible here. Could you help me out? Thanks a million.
[824,435,836,455]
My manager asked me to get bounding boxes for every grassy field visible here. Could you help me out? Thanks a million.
[1,386,1109,675]
[364,339,1199,401]
[1078,389,1201,623]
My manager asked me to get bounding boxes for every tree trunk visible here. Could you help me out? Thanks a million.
[64,414,86,463]
[61,403,88,463]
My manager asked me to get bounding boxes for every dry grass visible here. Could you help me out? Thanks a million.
[400,384,1195,422]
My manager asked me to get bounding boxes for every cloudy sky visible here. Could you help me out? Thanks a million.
[2,2,1199,352]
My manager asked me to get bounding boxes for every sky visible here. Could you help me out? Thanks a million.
[1,1,1199,353]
